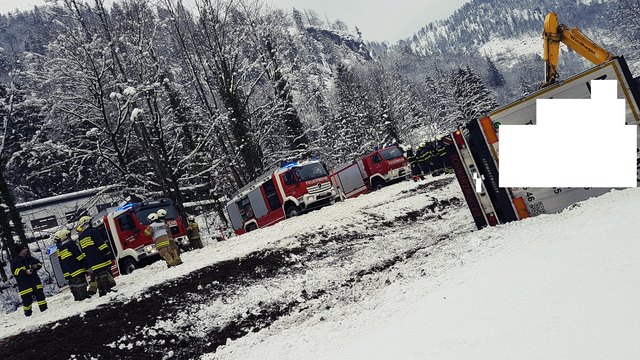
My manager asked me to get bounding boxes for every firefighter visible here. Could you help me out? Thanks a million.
[426,137,441,175]
[434,134,452,173]
[55,229,90,301]
[416,141,432,175]
[186,215,204,249]
[405,145,424,181]
[145,213,182,267]
[77,216,116,297]
[156,208,185,255]
[10,244,47,316]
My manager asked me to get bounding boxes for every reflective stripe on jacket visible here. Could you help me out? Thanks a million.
[57,239,87,280]
[10,255,43,293]
[78,226,114,271]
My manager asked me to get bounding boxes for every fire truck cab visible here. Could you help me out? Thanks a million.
[361,146,412,189]
[331,146,411,199]
[226,160,336,235]
[98,198,189,275]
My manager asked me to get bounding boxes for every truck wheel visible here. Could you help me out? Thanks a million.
[285,205,301,218]
[245,223,258,232]
[121,258,137,275]
[372,178,386,191]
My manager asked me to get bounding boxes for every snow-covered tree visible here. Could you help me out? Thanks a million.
[449,66,499,126]
[612,0,640,73]
[485,56,505,88]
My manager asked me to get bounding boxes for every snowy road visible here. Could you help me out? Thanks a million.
[0,175,475,359]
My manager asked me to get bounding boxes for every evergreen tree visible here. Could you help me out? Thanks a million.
[485,57,505,88]
[449,66,499,125]
[612,0,640,73]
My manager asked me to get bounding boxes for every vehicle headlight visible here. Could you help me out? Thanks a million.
[144,244,157,254]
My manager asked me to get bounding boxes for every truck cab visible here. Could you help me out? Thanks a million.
[361,146,411,190]
[100,199,189,275]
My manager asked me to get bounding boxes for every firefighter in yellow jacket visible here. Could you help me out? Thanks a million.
[186,215,204,249]
[156,208,182,253]
[145,213,182,267]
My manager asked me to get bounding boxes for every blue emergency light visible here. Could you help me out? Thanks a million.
[280,161,299,170]
[117,203,135,211]
[47,245,58,255]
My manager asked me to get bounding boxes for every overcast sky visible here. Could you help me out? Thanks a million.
[0,0,470,43]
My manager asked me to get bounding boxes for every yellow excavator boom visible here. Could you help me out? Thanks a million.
[542,12,614,87]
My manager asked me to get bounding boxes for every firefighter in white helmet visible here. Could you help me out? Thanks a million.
[156,208,185,255]
[144,213,182,267]
[55,229,90,301]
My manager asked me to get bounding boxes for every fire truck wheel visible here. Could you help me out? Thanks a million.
[372,178,386,191]
[285,205,301,218]
[245,223,258,232]
[121,258,137,275]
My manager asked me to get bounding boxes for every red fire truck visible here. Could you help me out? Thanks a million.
[226,160,337,235]
[94,198,190,275]
[331,146,411,199]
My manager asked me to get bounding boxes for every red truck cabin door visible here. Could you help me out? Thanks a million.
[114,212,148,252]
[366,152,385,176]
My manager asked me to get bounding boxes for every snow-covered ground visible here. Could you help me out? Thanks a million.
[0,176,467,341]
[207,186,640,360]
[1,175,639,360]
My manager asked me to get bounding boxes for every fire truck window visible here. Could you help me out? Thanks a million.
[372,153,382,163]
[262,179,282,211]
[136,206,178,225]
[239,197,255,221]
[117,214,135,231]
[294,163,328,181]
[283,171,295,185]
[380,147,403,160]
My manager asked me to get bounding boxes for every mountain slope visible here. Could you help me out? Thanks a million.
[403,0,614,57]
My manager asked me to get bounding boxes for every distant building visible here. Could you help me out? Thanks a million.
[16,186,122,237]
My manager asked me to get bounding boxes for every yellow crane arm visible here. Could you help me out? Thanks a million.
[542,12,614,87]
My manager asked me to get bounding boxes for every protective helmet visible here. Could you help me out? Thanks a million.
[188,215,195,222]
[419,141,426,147]
[78,216,92,228]
[54,229,71,241]
[76,215,91,231]
[436,134,444,141]
[148,213,159,221]
[157,209,167,218]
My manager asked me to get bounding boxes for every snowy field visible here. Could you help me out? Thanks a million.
[209,185,640,360]
[0,174,639,359]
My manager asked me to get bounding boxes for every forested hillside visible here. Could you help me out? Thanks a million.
[0,0,637,213]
